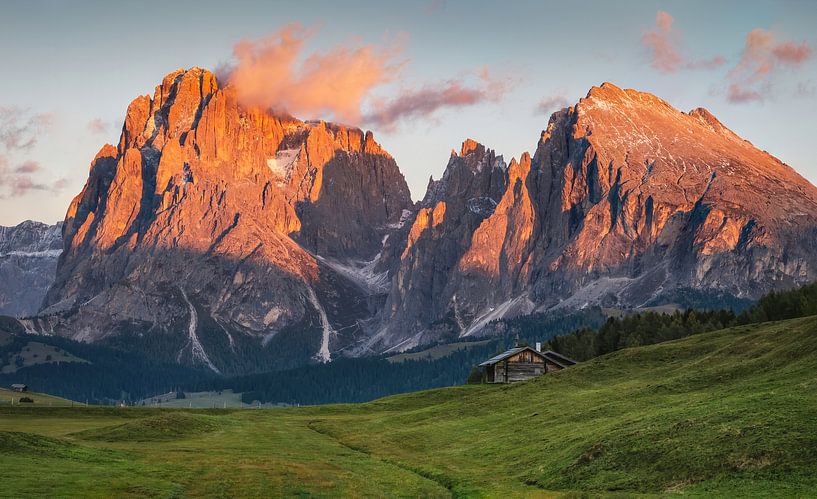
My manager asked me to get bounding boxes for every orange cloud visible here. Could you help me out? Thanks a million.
[727,28,813,103]
[224,24,403,124]
[773,41,812,64]
[642,11,682,73]
[642,11,724,74]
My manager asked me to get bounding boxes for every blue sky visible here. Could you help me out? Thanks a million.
[0,0,815,225]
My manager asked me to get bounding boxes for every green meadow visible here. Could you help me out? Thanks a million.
[1,316,816,497]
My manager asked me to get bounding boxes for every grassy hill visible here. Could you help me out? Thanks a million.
[0,316,815,496]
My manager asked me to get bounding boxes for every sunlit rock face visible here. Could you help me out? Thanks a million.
[22,75,817,365]
[0,221,62,317]
[368,83,817,352]
[37,68,412,373]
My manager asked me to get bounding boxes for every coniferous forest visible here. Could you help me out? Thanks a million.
[2,282,816,405]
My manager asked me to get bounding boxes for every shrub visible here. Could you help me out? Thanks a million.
[466,367,483,384]
[18,397,34,403]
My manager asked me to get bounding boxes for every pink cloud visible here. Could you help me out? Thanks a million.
[641,11,682,73]
[87,118,113,134]
[364,68,509,129]
[687,55,727,70]
[224,24,403,124]
[9,176,47,197]
[726,28,813,103]
[642,11,725,74]
[0,158,63,199]
[14,160,40,174]
[773,41,812,64]
[0,107,53,151]
[727,83,764,103]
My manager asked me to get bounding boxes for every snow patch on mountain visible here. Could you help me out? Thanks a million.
[267,148,300,179]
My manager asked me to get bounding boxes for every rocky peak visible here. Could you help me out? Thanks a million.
[20,73,817,367]
[40,67,413,372]
[688,107,731,136]
[373,83,817,352]
[0,220,62,317]
[459,138,483,157]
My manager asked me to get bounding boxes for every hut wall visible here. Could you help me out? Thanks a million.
[506,362,545,382]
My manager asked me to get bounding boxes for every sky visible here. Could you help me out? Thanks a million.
[0,0,815,225]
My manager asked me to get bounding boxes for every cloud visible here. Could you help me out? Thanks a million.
[0,128,63,198]
[641,11,725,74]
[0,107,53,151]
[14,160,40,174]
[726,28,813,103]
[773,41,812,64]
[727,83,763,103]
[687,55,727,70]
[534,94,570,116]
[642,11,683,73]
[87,118,115,134]
[223,23,403,124]
[423,0,445,16]
[0,166,66,198]
[364,67,510,129]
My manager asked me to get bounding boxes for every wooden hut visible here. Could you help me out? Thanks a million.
[478,346,577,383]
[10,384,28,392]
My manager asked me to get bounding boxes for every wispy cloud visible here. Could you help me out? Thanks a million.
[641,11,725,73]
[221,24,512,129]
[726,28,813,103]
[534,94,570,116]
[364,67,510,129]
[14,160,40,174]
[423,0,445,16]
[0,158,65,198]
[87,118,116,134]
[0,108,64,198]
[0,107,53,151]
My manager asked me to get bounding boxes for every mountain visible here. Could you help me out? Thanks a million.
[14,74,817,370]
[368,83,817,351]
[0,220,62,317]
[32,68,412,373]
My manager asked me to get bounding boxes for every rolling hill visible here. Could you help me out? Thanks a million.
[1,314,815,496]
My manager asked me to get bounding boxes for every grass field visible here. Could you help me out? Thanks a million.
[145,390,251,409]
[0,387,80,407]
[1,316,816,497]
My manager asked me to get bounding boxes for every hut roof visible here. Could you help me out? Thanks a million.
[478,347,578,368]
[540,350,578,368]
[478,346,546,367]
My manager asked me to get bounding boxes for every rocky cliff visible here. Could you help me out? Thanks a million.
[35,68,412,373]
[20,76,817,367]
[367,83,817,351]
[0,220,62,317]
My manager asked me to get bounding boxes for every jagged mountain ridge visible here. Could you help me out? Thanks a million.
[15,73,817,370]
[368,82,817,352]
[0,220,62,317]
[33,68,412,373]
